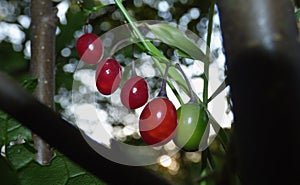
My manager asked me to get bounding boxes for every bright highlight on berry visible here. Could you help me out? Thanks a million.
[139,97,177,146]
[96,58,122,95]
[76,33,103,64]
[121,76,149,109]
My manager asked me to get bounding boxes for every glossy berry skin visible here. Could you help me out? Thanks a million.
[139,97,177,146]
[174,103,208,151]
[121,76,148,109]
[76,33,103,64]
[96,58,122,95]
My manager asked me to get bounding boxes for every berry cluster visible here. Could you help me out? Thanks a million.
[76,33,208,152]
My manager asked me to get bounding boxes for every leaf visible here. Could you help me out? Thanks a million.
[207,111,230,151]
[0,111,8,120]
[0,112,8,146]
[59,154,86,178]
[1,113,105,185]
[62,153,106,185]
[22,77,38,93]
[5,146,106,185]
[67,174,106,185]
[79,0,114,13]
[18,156,69,185]
[7,118,32,144]
[6,144,34,170]
[296,9,300,20]
[0,112,31,146]
[207,80,228,103]
[175,49,193,59]
[146,23,209,63]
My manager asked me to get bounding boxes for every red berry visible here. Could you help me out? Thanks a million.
[76,33,103,64]
[139,97,177,146]
[120,76,148,109]
[96,58,122,95]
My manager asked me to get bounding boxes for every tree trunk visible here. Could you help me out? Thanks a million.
[217,0,300,184]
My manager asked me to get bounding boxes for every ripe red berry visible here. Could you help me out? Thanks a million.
[120,76,148,109]
[76,33,103,64]
[139,97,177,146]
[96,58,122,95]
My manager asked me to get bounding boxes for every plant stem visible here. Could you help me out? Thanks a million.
[131,44,137,76]
[115,0,184,104]
[175,63,197,103]
[203,1,215,105]
[114,0,150,51]
[158,63,170,98]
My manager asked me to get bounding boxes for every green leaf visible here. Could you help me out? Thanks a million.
[67,174,106,185]
[0,113,8,146]
[5,146,106,185]
[207,80,227,103]
[175,49,193,59]
[0,113,32,146]
[18,156,69,185]
[1,115,105,185]
[296,10,300,20]
[6,144,34,170]
[60,155,86,178]
[22,77,38,93]
[7,118,32,144]
[78,0,113,13]
[145,40,166,58]
[61,153,107,185]
[0,111,8,120]
[208,112,230,151]
[146,23,209,63]
[63,155,106,185]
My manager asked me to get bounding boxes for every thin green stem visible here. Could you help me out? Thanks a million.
[203,1,215,105]
[115,0,185,105]
[114,0,150,52]
[82,4,112,14]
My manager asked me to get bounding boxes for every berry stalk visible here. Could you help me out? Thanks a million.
[175,63,197,104]
[157,63,171,98]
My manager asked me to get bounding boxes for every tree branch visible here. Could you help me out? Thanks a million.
[30,0,58,165]
[0,71,173,185]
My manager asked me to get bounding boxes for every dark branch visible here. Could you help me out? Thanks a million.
[0,71,173,185]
